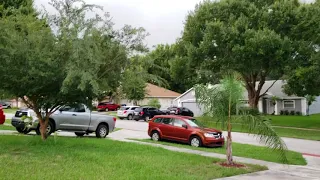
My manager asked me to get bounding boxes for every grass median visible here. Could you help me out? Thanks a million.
[132,139,306,165]
[0,136,266,180]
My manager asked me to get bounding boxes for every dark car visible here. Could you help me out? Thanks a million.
[148,115,224,147]
[164,106,194,117]
[133,107,166,121]
[0,102,11,109]
[97,102,120,112]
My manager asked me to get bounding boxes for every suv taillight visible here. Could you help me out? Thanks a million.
[113,117,116,122]
[140,111,144,115]
[123,110,127,114]
[176,108,180,114]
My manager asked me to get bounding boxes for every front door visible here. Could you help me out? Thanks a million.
[54,105,90,131]
[172,118,189,141]
[159,118,175,138]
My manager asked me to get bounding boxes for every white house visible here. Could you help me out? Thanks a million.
[173,80,320,116]
[120,83,181,109]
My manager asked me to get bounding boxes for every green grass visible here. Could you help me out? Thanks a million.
[133,139,306,165]
[266,114,320,129]
[3,108,18,114]
[197,116,320,141]
[0,125,15,130]
[0,136,266,180]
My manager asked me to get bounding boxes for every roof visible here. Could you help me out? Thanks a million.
[175,80,303,101]
[145,83,181,98]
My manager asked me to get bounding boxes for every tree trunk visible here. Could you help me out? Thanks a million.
[307,105,310,116]
[226,93,233,165]
[38,116,49,140]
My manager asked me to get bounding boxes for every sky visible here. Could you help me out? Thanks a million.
[34,0,315,48]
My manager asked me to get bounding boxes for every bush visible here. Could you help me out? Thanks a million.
[290,110,295,115]
[295,111,301,116]
[238,107,260,115]
[280,110,284,115]
[147,99,161,109]
[284,110,289,115]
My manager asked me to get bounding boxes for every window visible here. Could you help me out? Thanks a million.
[148,108,156,111]
[283,100,295,108]
[131,107,137,110]
[173,119,186,127]
[162,118,173,125]
[153,118,162,123]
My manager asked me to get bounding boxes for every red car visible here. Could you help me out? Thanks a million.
[148,115,224,147]
[0,105,5,125]
[97,102,120,112]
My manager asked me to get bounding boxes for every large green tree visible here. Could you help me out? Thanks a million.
[181,0,319,108]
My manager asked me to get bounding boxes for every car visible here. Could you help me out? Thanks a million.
[117,106,139,120]
[148,115,224,147]
[11,104,116,138]
[0,102,11,109]
[0,105,5,124]
[133,106,166,121]
[97,102,120,112]
[164,106,194,117]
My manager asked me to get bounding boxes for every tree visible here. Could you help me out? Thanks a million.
[305,95,316,116]
[195,72,287,165]
[181,0,319,109]
[147,99,161,109]
[0,0,35,17]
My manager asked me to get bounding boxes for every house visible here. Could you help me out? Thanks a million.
[173,80,320,116]
[120,83,181,109]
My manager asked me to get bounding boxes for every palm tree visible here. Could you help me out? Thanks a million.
[195,72,288,165]
[305,95,316,116]
[270,96,279,115]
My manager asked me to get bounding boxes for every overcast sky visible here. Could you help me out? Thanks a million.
[34,0,314,48]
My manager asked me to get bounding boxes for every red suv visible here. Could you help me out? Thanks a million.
[148,115,224,147]
[97,102,120,112]
[0,105,5,125]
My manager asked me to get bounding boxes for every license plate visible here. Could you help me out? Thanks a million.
[134,112,138,115]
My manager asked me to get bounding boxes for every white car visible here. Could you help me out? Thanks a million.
[117,106,139,120]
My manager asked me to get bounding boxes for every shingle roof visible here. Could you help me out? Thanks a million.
[145,83,181,98]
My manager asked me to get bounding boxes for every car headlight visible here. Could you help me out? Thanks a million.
[204,133,215,138]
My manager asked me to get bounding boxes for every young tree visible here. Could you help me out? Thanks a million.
[195,73,287,165]
[147,99,161,109]
[305,95,316,116]
[270,96,279,115]
[181,0,319,109]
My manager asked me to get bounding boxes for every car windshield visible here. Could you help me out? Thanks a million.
[185,119,205,128]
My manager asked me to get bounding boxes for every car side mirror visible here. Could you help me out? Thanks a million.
[59,109,62,113]
[182,124,188,129]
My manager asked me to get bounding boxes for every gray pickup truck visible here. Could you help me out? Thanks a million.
[11,104,116,138]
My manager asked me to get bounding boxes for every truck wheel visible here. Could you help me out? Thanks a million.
[96,124,109,138]
[16,127,24,133]
[127,114,133,120]
[75,132,85,137]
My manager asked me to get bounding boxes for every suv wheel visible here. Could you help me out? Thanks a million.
[16,127,31,134]
[127,114,133,120]
[190,136,202,147]
[105,108,109,112]
[145,116,150,121]
[96,124,108,138]
[151,131,161,141]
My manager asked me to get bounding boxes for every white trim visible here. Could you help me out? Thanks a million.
[275,100,279,115]
[258,100,263,113]
[283,100,295,109]
[301,98,307,115]
[173,87,194,101]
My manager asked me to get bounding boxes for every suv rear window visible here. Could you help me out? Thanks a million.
[120,107,130,110]
[135,107,143,112]
[15,111,28,117]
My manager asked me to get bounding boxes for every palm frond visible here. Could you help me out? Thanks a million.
[238,114,288,164]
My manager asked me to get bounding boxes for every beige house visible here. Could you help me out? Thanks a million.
[120,83,181,109]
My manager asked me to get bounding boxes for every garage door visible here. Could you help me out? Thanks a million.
[181,102,203,117]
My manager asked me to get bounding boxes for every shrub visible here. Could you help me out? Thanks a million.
[295,111,301,116]
[284,110,289,115]
[238,107,260,115]
[147,99,161,109]
[280,110,284,115]
[290,111,295,115]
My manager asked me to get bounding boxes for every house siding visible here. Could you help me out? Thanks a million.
[120,97,175,110]
[309,96,320,115]
[278,99,302,113]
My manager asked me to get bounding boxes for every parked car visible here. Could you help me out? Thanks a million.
[0,105,5,124]
[0,102,11,109]
[11,104,116,138]
[97,102,120,112]
[148,115,224,147]
[163,106,194,117]
[117,106,139,120]
[133,107,166,121]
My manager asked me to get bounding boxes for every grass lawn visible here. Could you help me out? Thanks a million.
[133,139,306,165]
[3,108,18,114]
[197,116,320,141]
[0,125,15,130]
[0,136,266,180]
[266,114,320,129]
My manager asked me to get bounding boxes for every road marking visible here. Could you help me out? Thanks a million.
[302,153,320,158]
